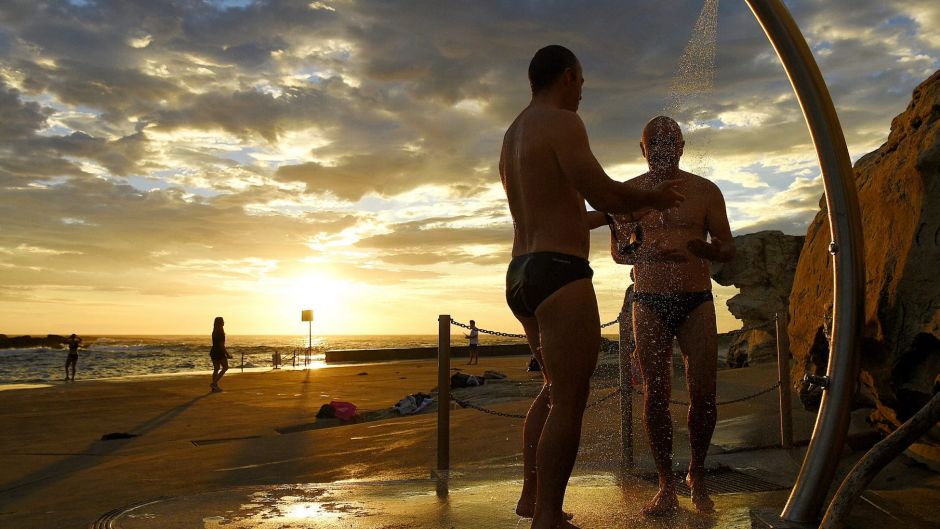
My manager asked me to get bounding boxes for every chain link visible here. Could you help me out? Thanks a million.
[450,318,527,338]
[449,381,782,418]
[449,386,622,419]
[451,316,621,337]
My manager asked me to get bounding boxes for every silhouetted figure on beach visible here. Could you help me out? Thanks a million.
[64,334,81,381]
[465,320,480,365]
[613,116,736,515]
[209,316,231,392]
[500,45,684,529]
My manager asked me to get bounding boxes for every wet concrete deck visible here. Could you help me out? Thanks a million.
[98,473,781,529]
[93,460,939,529]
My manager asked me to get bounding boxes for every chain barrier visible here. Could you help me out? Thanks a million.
[451,317,622,338]
[446,317,781,418]
[450,318,527,339]
[449,386,622,419]
[449,380,782,419]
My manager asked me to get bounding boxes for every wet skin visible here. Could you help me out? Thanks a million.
[613,116,735,515]
[500,62,684,528]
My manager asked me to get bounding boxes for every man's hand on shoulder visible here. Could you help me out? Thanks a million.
[645,179,685,211]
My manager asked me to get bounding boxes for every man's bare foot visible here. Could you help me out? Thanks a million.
[687,471,714,513]
[515,497,574,520]
[642,488,679,517]
[530,514,580,528]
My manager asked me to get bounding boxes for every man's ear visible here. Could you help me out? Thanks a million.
[678,140,685,157]
[640,141,648,159]
[562,67,574,85]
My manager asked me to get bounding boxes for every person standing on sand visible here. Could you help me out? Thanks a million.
[612,116,736,515]
[500,45,684,529]
[465,320,480,365]
[209,317,232,392]
[64,334,81,381]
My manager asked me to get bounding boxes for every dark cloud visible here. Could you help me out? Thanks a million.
[0,82,50,139]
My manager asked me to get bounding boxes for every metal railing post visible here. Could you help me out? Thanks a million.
[776,312,794,449]
[437,315,451,472]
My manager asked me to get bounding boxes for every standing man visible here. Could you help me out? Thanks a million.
[500,46,684,529]
[465,320,480,365]
[64,333,81,381]
[614,116,736,515]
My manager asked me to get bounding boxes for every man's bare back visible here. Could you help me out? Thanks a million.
[501,106,592,259]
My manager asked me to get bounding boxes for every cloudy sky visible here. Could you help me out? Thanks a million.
[1,0,937,335]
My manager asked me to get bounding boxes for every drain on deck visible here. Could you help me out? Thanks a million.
[637,468,788,494]
[190,435,261,446]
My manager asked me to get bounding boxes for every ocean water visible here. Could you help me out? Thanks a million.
[0,334,529,385]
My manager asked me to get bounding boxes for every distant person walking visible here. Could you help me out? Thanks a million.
[210,317,231,392]
[465,320,480,365]
[64,334,81,381]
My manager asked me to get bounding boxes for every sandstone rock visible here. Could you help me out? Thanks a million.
[711,230,804,364]
[788,69,940,467]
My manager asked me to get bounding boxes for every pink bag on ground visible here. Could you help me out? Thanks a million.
[330,400,357,421]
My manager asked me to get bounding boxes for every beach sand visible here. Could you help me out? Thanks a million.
[1,356,936,528]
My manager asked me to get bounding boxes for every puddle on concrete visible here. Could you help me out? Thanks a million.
[102,473,778,528]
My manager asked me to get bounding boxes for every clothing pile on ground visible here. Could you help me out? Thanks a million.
[315,400,358,422]
[450,372,484,388]
[450,370,508,388]
[393,392,433,415]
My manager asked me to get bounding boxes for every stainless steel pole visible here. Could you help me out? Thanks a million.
[437,315,451,471]
[744,0,865,523]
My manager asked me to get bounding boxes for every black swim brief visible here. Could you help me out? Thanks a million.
[506,252,594,318]
[631,290,713,337]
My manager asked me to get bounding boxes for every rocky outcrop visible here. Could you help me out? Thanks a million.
[788,70,940,468]
[0,334,67,349]
[711,230,804,365]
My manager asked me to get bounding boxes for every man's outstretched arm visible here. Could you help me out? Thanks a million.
[551,111,684,214]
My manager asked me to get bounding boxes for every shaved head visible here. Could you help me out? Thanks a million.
[641,115,685,171]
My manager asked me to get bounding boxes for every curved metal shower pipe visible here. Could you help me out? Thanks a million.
[743,0,865,524]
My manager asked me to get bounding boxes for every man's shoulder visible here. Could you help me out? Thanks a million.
[683,171,722,193]
[525,106,583,129]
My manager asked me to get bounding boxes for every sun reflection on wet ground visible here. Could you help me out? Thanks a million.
[104,473,783,529]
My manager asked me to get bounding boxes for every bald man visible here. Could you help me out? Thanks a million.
[612,116,735,515]
[500,48,684,529]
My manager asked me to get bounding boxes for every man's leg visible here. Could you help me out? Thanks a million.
[64,359,70,381]
[676,301,718,513]
[633,303,679,515]
[515,316,549,517]
[531,278,600,529]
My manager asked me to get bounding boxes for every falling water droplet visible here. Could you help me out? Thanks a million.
[664,0,720,177]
